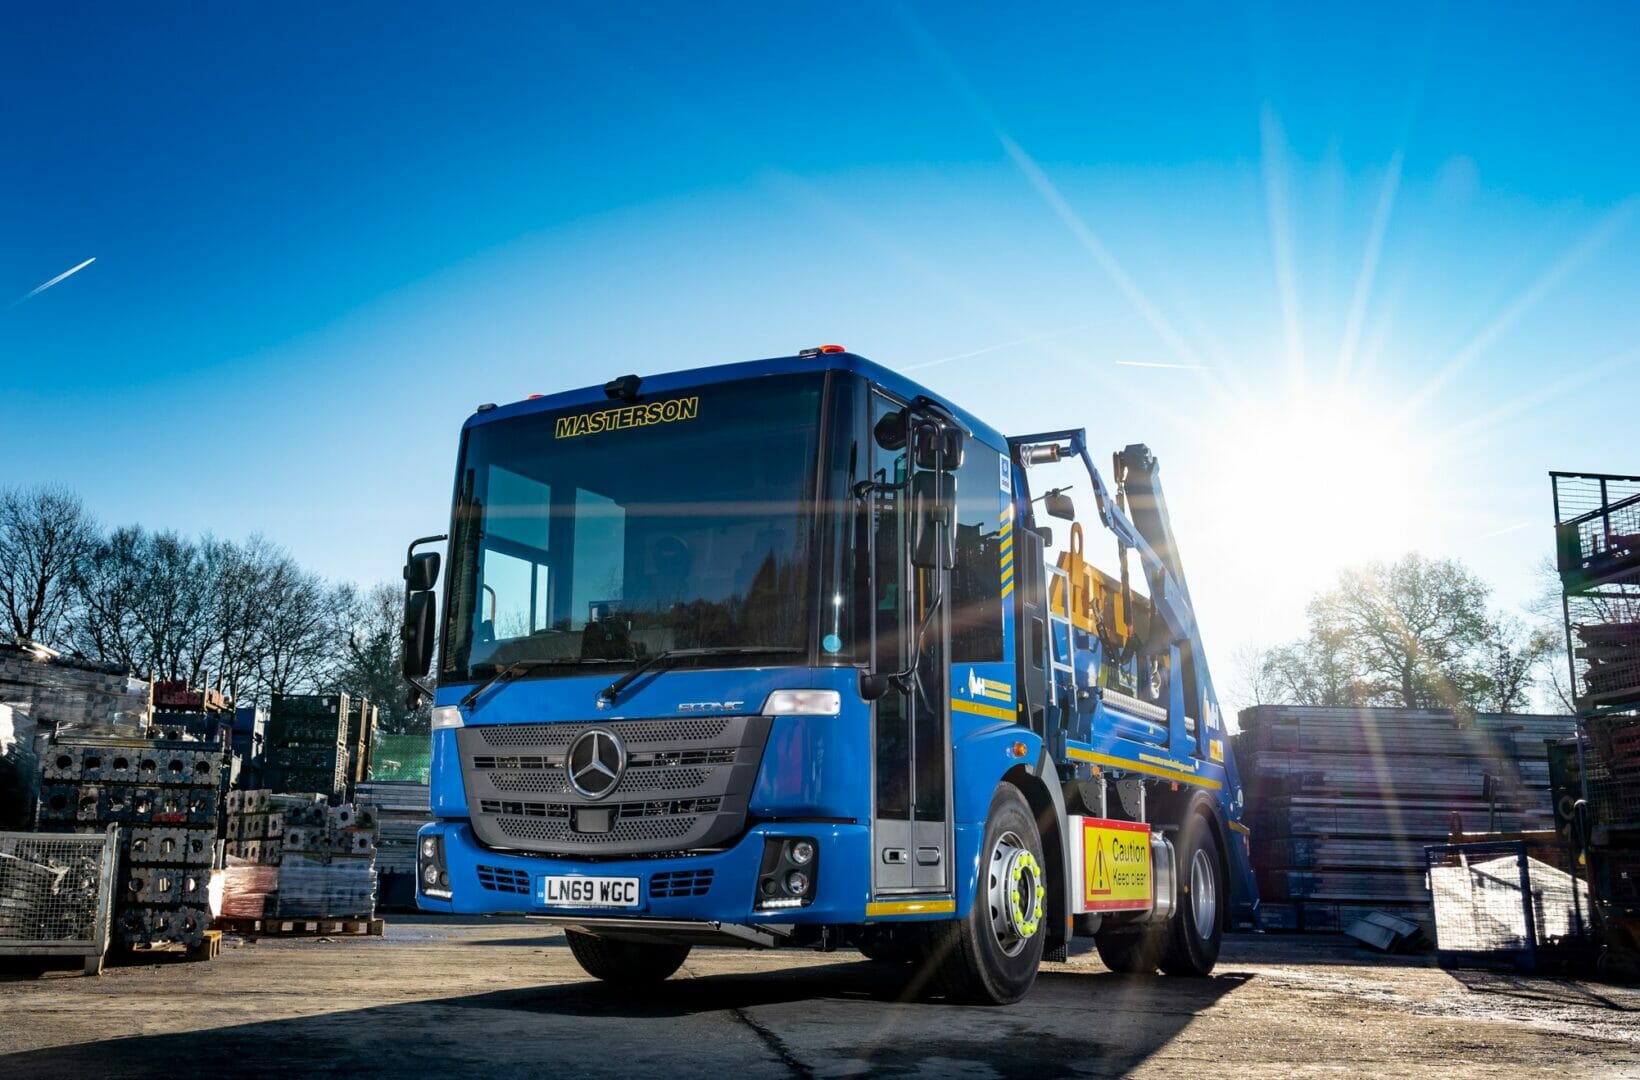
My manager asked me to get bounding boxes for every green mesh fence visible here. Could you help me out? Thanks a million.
[369,733,432,784]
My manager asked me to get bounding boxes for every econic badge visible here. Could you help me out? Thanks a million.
[554,396,700,439]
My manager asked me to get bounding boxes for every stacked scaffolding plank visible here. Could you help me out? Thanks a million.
[1239,706,1570,932]
[355,780,431,910]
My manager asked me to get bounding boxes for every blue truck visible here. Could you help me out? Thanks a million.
[404,346,1257,1004]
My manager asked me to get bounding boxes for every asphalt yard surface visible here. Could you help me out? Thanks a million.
[2,916,1637,1078]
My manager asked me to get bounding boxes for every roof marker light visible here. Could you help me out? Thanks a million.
[819,344,846,353]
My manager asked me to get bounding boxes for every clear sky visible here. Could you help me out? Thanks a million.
[4,3,1637,698]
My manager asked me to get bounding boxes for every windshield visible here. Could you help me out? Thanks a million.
[441,373,825,682]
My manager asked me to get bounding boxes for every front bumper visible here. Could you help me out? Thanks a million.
[418,819,871,926]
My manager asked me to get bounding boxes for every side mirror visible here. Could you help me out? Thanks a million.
[873,408,908,450]
[1035,526,1054,547]
[911,470,955,569]
[912,421,964,471]
[402,591,436,680]
[1044,489,1076,521]
[404,551,441,592]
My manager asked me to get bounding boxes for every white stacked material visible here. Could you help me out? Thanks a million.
[0,644,150,732]
[355,782,430,877]
[274,855,376,918]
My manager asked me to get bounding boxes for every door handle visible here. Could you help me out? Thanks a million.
[915,847,942,866]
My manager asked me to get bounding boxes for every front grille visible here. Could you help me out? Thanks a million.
[476,865,531,895]
[459,716,771,857]
[650,869,714,898]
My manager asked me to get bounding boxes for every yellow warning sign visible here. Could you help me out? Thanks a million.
[1081,818,1152,911]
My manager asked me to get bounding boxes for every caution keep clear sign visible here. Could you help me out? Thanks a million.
[1077,817,1152,913]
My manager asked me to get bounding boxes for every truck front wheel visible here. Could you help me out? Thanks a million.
[924,785,1046,1004]
[565,930,690,985]
[1158,811,1224,977]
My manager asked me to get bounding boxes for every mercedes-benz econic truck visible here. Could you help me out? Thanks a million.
[406,346,1257,1004]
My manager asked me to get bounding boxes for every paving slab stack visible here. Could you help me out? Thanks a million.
[1238,705,1574,932]
[263,693,350,801]
[355,780,431,910]
[220,789,378,920]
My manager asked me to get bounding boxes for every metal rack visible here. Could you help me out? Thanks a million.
[0,825,120,975]
[1553,471,1640,711]
[1551,470,1640,974]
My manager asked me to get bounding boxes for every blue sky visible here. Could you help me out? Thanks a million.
[4,3,1637,693]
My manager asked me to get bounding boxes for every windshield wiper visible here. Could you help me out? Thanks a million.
[596,646,802,708]
[459,657,616,710]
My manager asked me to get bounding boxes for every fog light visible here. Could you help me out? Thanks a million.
[786,870,810,896]
[424,865,439,886]
[788,840,815,865]
[755,835,819,910]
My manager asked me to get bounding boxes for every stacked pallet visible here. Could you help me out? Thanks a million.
[1239,706,1572,932]
[216,793,379,922]
[264,694,349,799]
[0,643,151,733]
[355,781,430,910]
[36,734,224,949]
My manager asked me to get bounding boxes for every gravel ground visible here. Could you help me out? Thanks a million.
[2,916,1637,1078]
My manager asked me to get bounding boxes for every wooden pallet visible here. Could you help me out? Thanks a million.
[119,929,222,963]
[215,916,384,938]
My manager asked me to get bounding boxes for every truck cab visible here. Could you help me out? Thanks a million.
[409,349,1256,1003]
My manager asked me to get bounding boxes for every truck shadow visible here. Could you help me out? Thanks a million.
[1,962,1250,1078]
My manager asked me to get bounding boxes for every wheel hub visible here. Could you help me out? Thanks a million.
[1190,847,1217,934]
[987,830,1045,957]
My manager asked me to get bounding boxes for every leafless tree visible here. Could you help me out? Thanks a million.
[1306,554,1493,709]
[0,485,95,646]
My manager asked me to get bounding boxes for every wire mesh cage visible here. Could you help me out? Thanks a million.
[1554,473,1640,710]
[1426,840,1593,972]
[0,825,119,975]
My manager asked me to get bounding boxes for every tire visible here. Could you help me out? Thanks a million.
[565,930,690,985]
[1094,927,1164,974]
[923,785,1047,1004]
[1159,811,1224,977]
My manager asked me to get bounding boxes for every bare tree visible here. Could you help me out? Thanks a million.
[0,485,95,646]
[1306,554,1493,709]
[253,556,338,701]
[334,581,416,726]
[1480,615,1555,714]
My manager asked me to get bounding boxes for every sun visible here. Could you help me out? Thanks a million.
[1185,383,1434,643]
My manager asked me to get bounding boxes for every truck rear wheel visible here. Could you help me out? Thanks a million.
[1158,811,1224,977]
[565,930,690,985]
[924,785,1046,1004]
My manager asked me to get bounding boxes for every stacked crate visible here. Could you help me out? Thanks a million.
[264,693,349,800]
[36,735,223,948]
[1239,706,1570,932]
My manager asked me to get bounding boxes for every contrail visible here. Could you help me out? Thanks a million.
[14,257,96,306]
[1115,360,1207,370]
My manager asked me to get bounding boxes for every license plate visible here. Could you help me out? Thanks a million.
[537,875,641,909]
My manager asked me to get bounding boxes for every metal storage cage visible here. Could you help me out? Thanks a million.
[1425,839,1593,973]
[1553,471,1640,711]
[0,825,120,975]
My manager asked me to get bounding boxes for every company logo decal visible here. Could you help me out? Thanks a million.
[554,396,699,439]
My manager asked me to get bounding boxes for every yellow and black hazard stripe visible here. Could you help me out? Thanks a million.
[999,505,1015,600]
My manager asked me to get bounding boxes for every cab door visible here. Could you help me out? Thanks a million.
[868,392,952,895]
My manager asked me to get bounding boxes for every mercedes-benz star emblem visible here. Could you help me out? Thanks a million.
[566,729,625,800]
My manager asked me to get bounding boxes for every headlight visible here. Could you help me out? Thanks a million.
[789,840,815,865]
